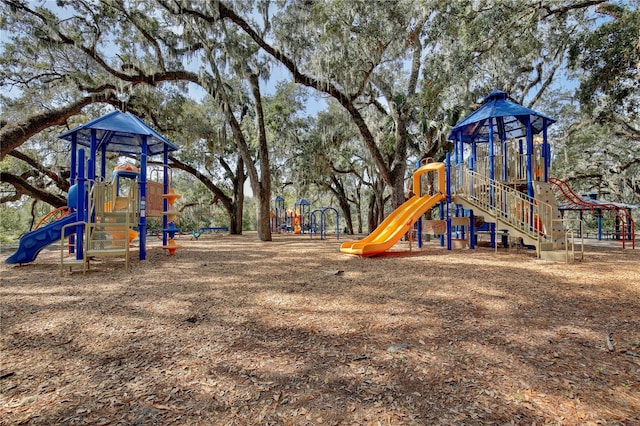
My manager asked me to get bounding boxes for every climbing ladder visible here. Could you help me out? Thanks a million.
[60,182,137,274]
[87,181,137,268]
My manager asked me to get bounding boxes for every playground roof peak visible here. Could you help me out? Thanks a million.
[449,90,556,143]
[59,110,178,156]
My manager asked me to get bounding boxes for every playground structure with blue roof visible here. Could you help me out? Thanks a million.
[5,110,185,272]
[341,90,635,259]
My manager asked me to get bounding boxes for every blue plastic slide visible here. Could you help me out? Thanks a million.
[5,213,79,265]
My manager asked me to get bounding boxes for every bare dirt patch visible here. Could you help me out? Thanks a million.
[1,234,639,425]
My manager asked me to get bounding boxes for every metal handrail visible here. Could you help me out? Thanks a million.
[557,218,584,263]
[452,168,555,251]
[60,220,88,276]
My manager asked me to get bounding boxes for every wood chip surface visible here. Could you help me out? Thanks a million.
[1,234,639,425]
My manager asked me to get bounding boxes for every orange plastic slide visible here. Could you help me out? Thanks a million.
[340,193,445,257]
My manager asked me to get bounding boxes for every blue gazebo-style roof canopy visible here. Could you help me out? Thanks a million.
[447,90,557,197]
[449,90,556,143]
[59,110,178,156]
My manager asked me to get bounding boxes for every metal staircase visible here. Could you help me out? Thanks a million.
[451,168,565,259]
[63,182,137,273]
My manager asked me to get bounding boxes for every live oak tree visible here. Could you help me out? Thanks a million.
[1,0,270,237]
[2,0,638,235]
[564,2,640,202]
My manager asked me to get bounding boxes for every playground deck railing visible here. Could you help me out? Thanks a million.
[452,167,556,255]
[91,180,139,224]
[474,151,543,183]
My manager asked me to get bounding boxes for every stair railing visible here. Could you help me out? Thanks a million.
[452,168,555,247]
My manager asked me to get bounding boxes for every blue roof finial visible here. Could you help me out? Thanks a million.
[484,90,509,103]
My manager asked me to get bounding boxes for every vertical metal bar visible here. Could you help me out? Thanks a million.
[139,136,148,260]
[163,145,169,247]
[76,149,85,261]
[100,143,107,182]
[70,134,77,186]
[89,129,97,182]
[542,120,549,182]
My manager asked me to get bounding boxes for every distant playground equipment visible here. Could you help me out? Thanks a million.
[5,110,183,272]
[550,178,636,248]
[310,207,340,240]
[271,197,340,239]
[341,90,635,260]
[270,198,311,234]
[180,201,229,240]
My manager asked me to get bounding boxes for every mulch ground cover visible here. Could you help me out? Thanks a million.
[1,233,639,425]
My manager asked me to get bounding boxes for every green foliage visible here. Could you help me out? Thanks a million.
[2,0,639,233]
[0,204,27,241]
[568,3,639,118]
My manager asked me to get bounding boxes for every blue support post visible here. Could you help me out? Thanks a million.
[69,135,78,253]
[75,149,86,261]
[471,140,477,171]
[488,118,495,208]
[87,158,94,222]
[446,153,452,250]
[502,133,508,182]
[89,129,97,181]
[100,143,107,181]
[597,209,603,240]
[439,202,445,247]
[453,132,459,165]
[162,146,169,247]
[525,118,534,230]
[70,134,77,186]
[139,136,148,260]
[469,210,475,249]
[489,118,495,182]
[542,121,549,182]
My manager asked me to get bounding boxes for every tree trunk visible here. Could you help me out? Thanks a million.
[367,193,376,234]
[355,187,363,234]
[328,175,353,235]
[248,73,272,241]
[229,156,245,234]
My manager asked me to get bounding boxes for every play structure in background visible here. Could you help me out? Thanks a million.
[161,188,182,255]
[341,90,635,260]
[5,110,184,273]
[179,202,229,240]
[550,178,636,246]
[270,197,340,240]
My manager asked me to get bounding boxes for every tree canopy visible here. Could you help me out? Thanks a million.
[1,0,638,238]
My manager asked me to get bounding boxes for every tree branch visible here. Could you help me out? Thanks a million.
[0,92,117,159]
[0,172,67,208]
[8,150,69,191]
